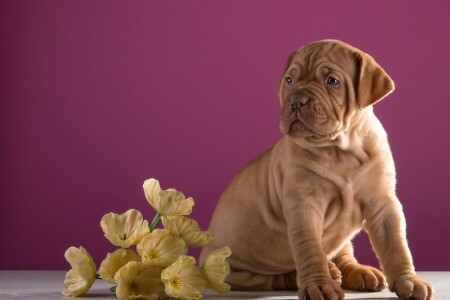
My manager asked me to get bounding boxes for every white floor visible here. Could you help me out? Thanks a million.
[0,271,448,299]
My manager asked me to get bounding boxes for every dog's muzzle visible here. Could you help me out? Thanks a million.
[290,92,312,113]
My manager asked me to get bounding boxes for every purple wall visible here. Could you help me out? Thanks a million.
[1,1,449,271]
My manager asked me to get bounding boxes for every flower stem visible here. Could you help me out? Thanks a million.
[95,273,101,280]
[110,285,117,293]
[149,212,162,232]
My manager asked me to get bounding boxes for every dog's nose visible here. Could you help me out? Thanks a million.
[290,93,311,112]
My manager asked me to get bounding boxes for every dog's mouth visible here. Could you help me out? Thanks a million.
[286,115,340,139]
[289,119,312,135]
[280,95,342,139]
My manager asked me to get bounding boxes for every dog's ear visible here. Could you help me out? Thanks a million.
[354,52,395,109]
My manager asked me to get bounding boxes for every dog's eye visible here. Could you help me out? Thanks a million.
[285,77,293,86]
[326,76,340,86]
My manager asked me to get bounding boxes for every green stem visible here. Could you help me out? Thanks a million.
[149,212,162,232]
[95,273,101,280]
[110,285,117,293]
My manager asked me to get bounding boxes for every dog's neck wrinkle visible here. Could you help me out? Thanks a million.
[293,107,376,162]
[291,127,370,165]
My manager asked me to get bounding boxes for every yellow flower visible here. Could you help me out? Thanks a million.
[100,209,149,248]
[137,229,187,268]
[62,246,96,297]
[202,247,232,294]
[161,256,208,300]
[162,216,212,247]
[143,178,194,220]
[114,261,164,300]
[98,248,141,283]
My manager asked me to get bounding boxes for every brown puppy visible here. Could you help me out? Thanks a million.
[200,40,434,300]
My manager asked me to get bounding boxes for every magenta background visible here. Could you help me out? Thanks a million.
[1,1,450,271]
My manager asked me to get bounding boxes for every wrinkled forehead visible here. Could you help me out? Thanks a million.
[290,40,358,77]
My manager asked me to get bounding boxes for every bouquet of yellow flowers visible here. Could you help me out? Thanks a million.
[62,178,231,300]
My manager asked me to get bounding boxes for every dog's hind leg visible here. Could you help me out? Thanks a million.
[227,270,297,291]
[227,261,342,291]
[332,242,386,291]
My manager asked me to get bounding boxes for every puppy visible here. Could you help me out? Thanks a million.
[200,40,433,300]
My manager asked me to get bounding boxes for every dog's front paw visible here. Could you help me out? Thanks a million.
[299,279,344,300]
[341,263,386,291]
[390,275,434,300]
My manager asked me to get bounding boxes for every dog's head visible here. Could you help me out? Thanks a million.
[279,40,395,141]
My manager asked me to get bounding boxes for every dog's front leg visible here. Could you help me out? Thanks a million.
[364,197,434,300]
[283,192,345,300]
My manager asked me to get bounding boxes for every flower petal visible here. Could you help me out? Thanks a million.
[98,248,141,283]
[162,216,212,247]
[143,179,195,219]
[62,246,96,297]
[137,229,187,268]
[100,209,149,248]
[62,269,91,297]
[143,178,163,208]
[161,256,207,300]
[114,261,164,300]
[202,247,232,294]
[118,209,143,236]
[153,190,194,219]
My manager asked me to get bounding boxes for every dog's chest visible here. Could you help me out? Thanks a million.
[308,147,375,194]
[307,149,377,219]
[307,148,378,253]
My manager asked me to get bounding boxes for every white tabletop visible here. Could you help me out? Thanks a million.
[0,271,448,299]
